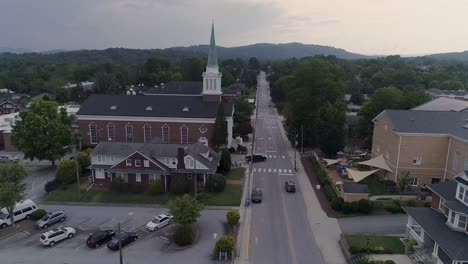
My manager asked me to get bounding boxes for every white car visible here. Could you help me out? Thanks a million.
[40,227,76,247]
[145,213,173,232]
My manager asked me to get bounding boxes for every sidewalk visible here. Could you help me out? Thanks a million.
[277,114,346,264]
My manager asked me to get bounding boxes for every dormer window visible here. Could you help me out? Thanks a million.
[110,105,118,110]
[146,106,152,111]
[457,184,468,205]
[182,106,189,112]
[447,210,467,230]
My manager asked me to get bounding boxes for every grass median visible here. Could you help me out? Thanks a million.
[44,183,242,206]
[345,234,405,254]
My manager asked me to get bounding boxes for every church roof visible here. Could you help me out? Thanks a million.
[207,23,218,68]
[142,82,203,95]
[77,94,233,119]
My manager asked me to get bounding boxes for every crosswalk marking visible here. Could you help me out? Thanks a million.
[273,155,276,158]
[263,168,267,172]
[278,169,282,173]
[268,168,271,173]
[282,155,285,159]
[288,169,292,173]
[273,169,276,173]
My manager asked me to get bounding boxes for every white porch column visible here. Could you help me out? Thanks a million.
[203,174,206,187]
[164,175,168,192]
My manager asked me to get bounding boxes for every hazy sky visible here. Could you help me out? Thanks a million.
[1,0,468,55]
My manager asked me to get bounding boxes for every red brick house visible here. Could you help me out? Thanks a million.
[403,171,468,264]
[90,140,220,192]
[76,24,234,149]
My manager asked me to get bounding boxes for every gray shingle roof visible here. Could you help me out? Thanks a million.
[403,207,468,261]
[142,82,203,95]
[428,179,468,215]
[77,94,233,119]
[383,109,468,141]
[454,171,468,186]
[342,183,369,194]
[428,88,468,97]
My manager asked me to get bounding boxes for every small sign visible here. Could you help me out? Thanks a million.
[316,185,321,190]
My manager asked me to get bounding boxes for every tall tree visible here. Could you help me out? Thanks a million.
[212,104,227,149]
[93,72,117,94]
[317,102,346,155]
[168,194,204,226]
[248,57,261,70]
[12,100,75,166]
[0,163,27,227]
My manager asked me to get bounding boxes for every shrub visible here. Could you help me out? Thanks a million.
[55,160,77,185]
[385,261,396,264]
[405,200,417,207]
[342,203,353,214]
[148,180,164,195]
[319,173,329,185]
[131,185,145,194]
[44,180,60,193]
[226,210,240,229]
[174,225,194,246]
[331,197,345,211]
[111,177,129,193]
[323,184,337,201]
[76,149,92,174]
[358,199,373,214]
[351,201,360,212]
[171,174,190,194]
[218,149,232,174]
[206,174,226,193]
[31,209,47,220]
[229,147,236,153]
[214,235,236,253]
[237,145,247,153]
[384,200,404,214]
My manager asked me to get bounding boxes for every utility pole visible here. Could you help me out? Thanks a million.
[301,124,304,155]
[294,130,298,171]
[118,222,123,264]
[194,142,197,196]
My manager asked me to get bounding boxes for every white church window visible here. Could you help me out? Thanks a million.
[180,125,188,144]
[144,124,151,143]
[107,123,115,141]
[162,124,170,143]
[89,123,98,144]
[125,123,133,142]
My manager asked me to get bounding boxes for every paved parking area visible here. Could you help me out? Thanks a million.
[0,205,228,264]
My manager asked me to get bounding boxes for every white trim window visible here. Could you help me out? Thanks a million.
[135,159,141,167]
[458,214,467,229]
[453,151,460,170]
[89,123,98,144]
[457,184,468,205]
[447,210,468,230]
[143,124,151,143]
[126,159,132,167]
[413,155,423,165]
[125,123,133,142]
[144,160,149,168]
[409,177,419,187]
[97,155,104,163]
[107,123,115,142]
[180,125,188,144]
[136,173,141,182]
[162,124,170,143]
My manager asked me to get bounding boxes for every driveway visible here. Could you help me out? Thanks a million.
[338,214,408,235]
[0,204,228,264]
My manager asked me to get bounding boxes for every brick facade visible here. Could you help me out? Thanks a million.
[78,119,214,148]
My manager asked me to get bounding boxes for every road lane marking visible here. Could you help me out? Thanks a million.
[281,190,298,264]
[282,155,285,159]
[253,168,256,172]
[268,168,271,173]
[288,169,292,173]
[278,169,282,173]
[273,169,276,173]
[279,173,294,176]
[246,224,251,257]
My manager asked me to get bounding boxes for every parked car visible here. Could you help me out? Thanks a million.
[245,154,267,163]
[40,227,76,247]
[0,199,37,228]
[36,210,66,229]
[146,213,173,232]
[0,155,19,163]
[86,230,116,248]
[285,181,296,193]
[251,188,263,203]
[107,232,139,250]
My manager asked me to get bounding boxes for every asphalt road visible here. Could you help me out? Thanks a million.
[338,214,407,235]
[0,205,227,264]
[248,72,324,264]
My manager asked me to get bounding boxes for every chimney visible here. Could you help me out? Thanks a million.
[177,148,185,169]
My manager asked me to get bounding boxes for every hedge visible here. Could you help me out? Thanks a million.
[323,184,337,201]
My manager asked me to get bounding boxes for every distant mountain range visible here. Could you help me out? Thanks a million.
[422,51,468,62]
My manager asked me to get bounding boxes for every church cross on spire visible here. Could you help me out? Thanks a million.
[207,22,218,68]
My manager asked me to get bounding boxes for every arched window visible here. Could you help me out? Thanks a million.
[143,124,151,143]
[107,123,115,142]
[180,125,188,144]
[162,124,170,143]
[89,123,98,144]
[125,123,133,142]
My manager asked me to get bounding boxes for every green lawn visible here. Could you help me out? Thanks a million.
[44,183,242,207]
[345,235,405,254]
[227,168,245,180]
[361,175,392,196]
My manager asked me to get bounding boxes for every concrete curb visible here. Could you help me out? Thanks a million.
[40,201,238,210]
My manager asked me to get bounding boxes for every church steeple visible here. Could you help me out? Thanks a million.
[207,23,218,68]
[202,22,222,102]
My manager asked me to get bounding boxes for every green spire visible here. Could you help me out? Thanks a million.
[207,22,217,67]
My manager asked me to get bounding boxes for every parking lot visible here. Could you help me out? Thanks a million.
[0,205,228,264]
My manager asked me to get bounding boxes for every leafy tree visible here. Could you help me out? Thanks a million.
[77,149,92,174]
[0,163,27,227]
[218,149,232,174]
[148,180,163,195]
[317,102,346,156]
[398,171,411,194]
[215,235,236,253]
[169,194,204,226]
[350,86,365,105]
[93,72,117,94]
[206,174,226,193]
[171,174,190,194]
[12,100,75,166]
[56,160,77,185]
[174,225,194,246]
[181,58,204,82]
[212,104,227,149]
[221,69,236,87]
[248,57,261,70]
[226,210,240,233]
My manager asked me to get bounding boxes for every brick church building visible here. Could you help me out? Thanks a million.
[76,24,234,148]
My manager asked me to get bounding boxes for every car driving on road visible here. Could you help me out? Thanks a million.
[0,155,19,163]
[36,210,66,229]
[285,181,296,193]
[107,232,139,250]
[86,230,116,248]
[245,154,267,163]
[40,227,76,247]
[251,188,263,203]
[146,213,173,232]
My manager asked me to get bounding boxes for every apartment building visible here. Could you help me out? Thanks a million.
[371,98,468,186]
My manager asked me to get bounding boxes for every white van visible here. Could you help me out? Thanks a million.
[0,199,37,228]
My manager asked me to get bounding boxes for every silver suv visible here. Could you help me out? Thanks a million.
[36,210,66,229]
